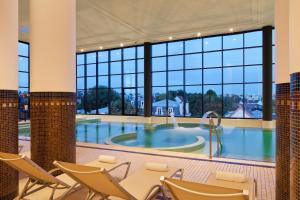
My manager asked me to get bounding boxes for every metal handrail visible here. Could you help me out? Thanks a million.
[208,117,222,159]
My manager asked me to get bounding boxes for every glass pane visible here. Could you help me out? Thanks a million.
[98,76,108,87]
[185,86,202,117]
[76,90,85,114]
[272,30,276,45]
[110,75,122,88]
[152,57,166,71]
[223,67,243,83]
[110,88,122,114]
[223,34,243,49]
[138,73,144,87]
[86,53,96,64]
[111,62,122,74]
[77,78,85,90]
[204,68,222,84]
[110,49,122,61]
[18,43,29,56]
[203,85,222,115]
[168,41,183,55]
[185,39,202,53]
[245,65,262,82]
[124,60,136,74]
[223,50,243,66]
[245,31,262,47]
[98,51,108,62]
[137,46,144,58]
[97,89,109,114]
[87,77,96,89]
[152,87,166,116]
[168,55,183,70]
[272,46,276,64]
[203,37,221,51]
[152,43,166,57]
[168,86,184,116]
[124,89,136,115]
[152,72,166,86]
[123,74,136,87]
[203,52,222,68]
[19,57,29,71]
[19,72,28,87]
[272,64,275,82]
[124,47,136,60]
[185,54,202,69]
[85,89,97,114]
[244,83,262,118]
[137,88,144,115]
[77,65,85,77]
[168,71,183,85]
[185,69,202,85]
[98,63,108,75]
[86,64,96,76]
[137,59,144,72]
[245,48,262,65]
[77,54,85,65]
[223,84,243,118]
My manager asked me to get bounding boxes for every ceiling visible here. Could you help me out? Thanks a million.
[19,0,274,52]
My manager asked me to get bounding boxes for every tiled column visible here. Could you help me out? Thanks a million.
[29,0,76,171]
[0,1,19,199]
[289,0,300,199]
[275,0,290,199]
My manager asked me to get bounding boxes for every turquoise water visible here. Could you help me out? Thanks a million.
[19,122,275,162]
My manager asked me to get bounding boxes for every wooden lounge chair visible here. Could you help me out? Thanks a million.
[0,152,131,200]
[53,161,184,200]
[160,171,256,200]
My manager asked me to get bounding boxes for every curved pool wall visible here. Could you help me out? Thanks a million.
[105,132,206,153]
[18,121,276,162]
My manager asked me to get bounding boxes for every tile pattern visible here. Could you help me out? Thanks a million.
[275,83,290,200]
[290,72,300,200]
[30,92,76,171]
[0,90,18,200]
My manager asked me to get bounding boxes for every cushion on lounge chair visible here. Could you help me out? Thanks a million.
[145,162,169,172]
[215,171,248,183]
[98,155,117,164]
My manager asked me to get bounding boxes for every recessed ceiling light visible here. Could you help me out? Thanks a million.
[120,43,124,47]
[197,32,201,37]
[80,49,84,52]
[229,28,234,32]
[169,36,173,40]
[99,46,103,50]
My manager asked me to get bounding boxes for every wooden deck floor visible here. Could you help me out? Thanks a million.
[19,140,275,200]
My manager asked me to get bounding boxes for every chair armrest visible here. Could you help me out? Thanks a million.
[143,185,164,200]
[171,168,184,180]
[107,161,131,180]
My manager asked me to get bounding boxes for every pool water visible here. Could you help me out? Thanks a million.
[19,122,275,162]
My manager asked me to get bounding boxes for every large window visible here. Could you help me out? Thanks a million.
[76,46,144,115]
[18,42,30,120]
[151,30,265,118]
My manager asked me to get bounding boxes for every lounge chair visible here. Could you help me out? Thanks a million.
[160,171,256,200]
[53,161,184,200]
[0,152,131,200]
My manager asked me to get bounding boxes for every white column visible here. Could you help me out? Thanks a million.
[289,0,300,75]
[0,0,18,90]
[0,1,19,199]
[30,0,76,92]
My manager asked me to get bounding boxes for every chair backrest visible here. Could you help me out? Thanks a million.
[0,152,67,186]
[53,161,136,200]
[161,177,249,200]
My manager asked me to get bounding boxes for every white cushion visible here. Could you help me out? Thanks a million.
[215,171,248,183]
[145,162,169,172]
[98,155,117,164]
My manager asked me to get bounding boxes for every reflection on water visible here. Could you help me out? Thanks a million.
[19,122,275,162]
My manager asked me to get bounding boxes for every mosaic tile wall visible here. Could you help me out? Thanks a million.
[290,72,300,200]
[0,90,18,200]
[276,83,290,200]
[30,92,76,171]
